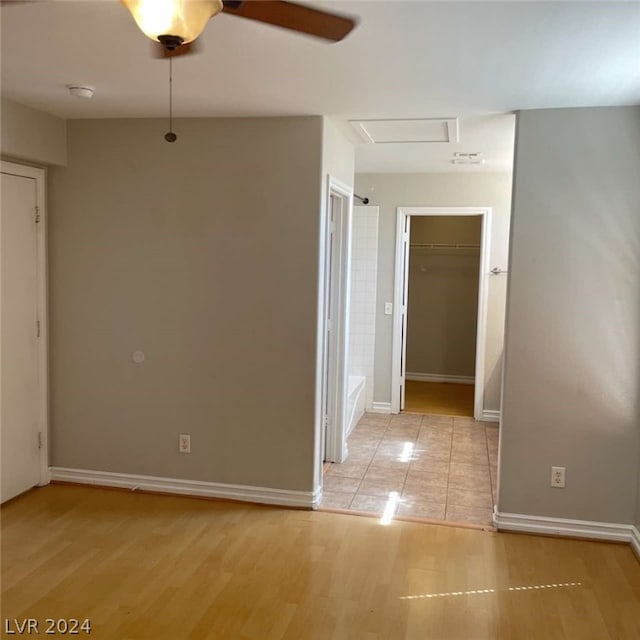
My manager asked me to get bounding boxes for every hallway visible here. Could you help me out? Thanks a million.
[321,412,498,528]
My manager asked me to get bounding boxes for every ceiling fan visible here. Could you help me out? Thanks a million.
[0,0,357,142]
[0,1,358,56]
[122,0,357,57]
[117,1,358,141]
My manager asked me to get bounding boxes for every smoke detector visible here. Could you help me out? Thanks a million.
[67,85,95,99]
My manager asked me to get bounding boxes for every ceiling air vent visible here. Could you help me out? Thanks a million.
[349,118,459,144]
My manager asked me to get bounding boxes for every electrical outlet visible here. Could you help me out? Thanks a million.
[179,434,191,454]
[551,466,566,488]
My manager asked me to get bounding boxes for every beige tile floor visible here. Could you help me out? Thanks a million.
[321,412,499,527]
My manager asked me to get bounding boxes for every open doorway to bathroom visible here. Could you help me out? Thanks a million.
[316,175,353,486]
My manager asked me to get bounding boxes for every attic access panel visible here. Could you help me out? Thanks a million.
[350,118,459,144]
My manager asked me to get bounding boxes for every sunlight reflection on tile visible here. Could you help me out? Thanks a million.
[399,442,415,462]
[380,491,401,525]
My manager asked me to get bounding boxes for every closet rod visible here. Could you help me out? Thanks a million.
[410,242,480,249]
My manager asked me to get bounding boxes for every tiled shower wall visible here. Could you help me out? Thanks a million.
[349,206,379,409]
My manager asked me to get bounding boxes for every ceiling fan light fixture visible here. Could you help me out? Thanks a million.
[122,0,223,46]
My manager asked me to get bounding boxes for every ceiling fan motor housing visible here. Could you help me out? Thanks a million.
[158,34,184,51]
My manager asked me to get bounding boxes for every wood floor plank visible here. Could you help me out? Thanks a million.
[2,485,639,639]
[404,381,474,417]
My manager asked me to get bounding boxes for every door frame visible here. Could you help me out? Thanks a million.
[314,175,352,496]
[1,160,50,489]
[391,206,492,420]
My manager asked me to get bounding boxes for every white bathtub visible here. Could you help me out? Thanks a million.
[346,375,366,437]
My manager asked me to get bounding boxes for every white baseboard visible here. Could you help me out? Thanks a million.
[631,526,640,559]
[50,467,320,509]
[406,372,474,385]
[371,402,392,414]
[494,510,636,544]
[482,409,500,422]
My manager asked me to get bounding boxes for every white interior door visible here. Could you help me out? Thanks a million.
[323,194,339,460]
[323,192,349,463]
[318,176,352,469]
[1,167,44,503]
[322,194,340,460]
[399,216,411,411]
[392,213,411,412]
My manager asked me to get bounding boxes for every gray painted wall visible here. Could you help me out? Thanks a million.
[354,173,512,412]
[1,98,67,166]
[406,217,481,378]
[500,106,640,524]
[49,117,324,492]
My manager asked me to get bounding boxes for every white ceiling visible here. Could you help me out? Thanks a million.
[2,1,639,172]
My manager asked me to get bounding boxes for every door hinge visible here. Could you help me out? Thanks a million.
[38,432,43,449]
[35,206,41,224]
[36,320,41,338]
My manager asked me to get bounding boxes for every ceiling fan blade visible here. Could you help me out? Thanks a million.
[151,40,201,59]
[221,1,356,42]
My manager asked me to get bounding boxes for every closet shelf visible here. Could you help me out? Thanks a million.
[410,242,480,249]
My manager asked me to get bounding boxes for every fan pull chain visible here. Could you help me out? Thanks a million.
[165,57,177,143]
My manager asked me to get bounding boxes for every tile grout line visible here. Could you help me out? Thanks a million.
[485,422,497,509]
[346,414,391,510]
[398,419,421,508]
[371,414,416,513]
[448,417,492,523]
[335,412,493,524]
[350,414,421,515]
[449,417,493,525]
[444,416,455,521]
[422,413,451,522]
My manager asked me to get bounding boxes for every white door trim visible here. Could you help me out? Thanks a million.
[1,160,50,490]
[392,212,411,411]
[391,206,492,420]
[314,175,353,494]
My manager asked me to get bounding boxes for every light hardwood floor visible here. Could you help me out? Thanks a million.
[2,484,640,639]
[404,380,474,417]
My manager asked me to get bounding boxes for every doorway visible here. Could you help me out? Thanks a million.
[403,214,482,416]
[391,207,491,420]
[320,204,498,526]
[1,161,49,503]
[315,176,353,496]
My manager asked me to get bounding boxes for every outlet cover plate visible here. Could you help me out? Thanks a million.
[551,466,566,488]
[179,434,191,454]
